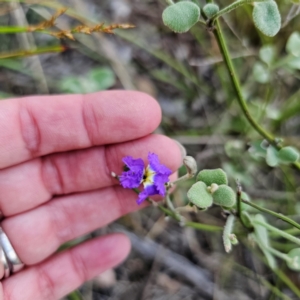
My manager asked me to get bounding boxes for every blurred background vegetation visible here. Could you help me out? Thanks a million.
[1,0,300,299]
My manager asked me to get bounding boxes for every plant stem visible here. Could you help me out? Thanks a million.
[253,220,300,247]
[236,182,249,228]
[0,45,66,59]
[264,245,291,263]
[241,199,300,231]
[212,20,300,171]
[130,188,222,232]
[210,0,268,22]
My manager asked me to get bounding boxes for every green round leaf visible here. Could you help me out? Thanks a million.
[266,145,279,167]
[278,146,299,163]
[187,181,213,209]
[253,62,270,83]
[286,32,300,57]
[203,3,219,19]
[196,168,228,186]
[212,185,236,207]
[259,45,276,66]
[252,1,281,37]
[162,1,200,33]
[287,248,300,271]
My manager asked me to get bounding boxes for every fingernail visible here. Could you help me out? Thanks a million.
[172,139,187,160]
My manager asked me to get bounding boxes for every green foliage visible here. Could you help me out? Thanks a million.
[162,1,200,33]
[259,45,276,66]
[59,67,116,94]
[241,211,253,228]
[287,248,300,271]
[196,169,228,186]
[203,3,219,19]
[212,185,236,207]
[223,215,237,253]
[266,145,279,167]
[252,1,281,37]
[187,181,213,209]
[286,32,300,57]
[277,147,300,163]
[253,62,270,83]
[253,215,277,269]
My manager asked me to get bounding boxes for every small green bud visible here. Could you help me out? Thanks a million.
[241,211,253,228]
[223,215,236,253]
[196,168,228,186]
[286,32,300,57]
[203,3,219,19]
[212,185,236,207]
[210,183,219,194]
[266,145,279,167]
[229,234,239,245]
[252,1,281,37]
[187,181,213,209]
[162,1,200,33]
[287,248,300,271]
[278,146,299,163]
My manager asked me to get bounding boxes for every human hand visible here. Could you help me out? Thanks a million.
[0,91,183,299]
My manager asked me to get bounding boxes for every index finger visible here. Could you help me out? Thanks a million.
[0,91,161,169]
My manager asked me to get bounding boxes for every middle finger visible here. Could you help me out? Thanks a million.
[0,134,182,216]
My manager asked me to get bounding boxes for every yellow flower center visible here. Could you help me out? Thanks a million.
[142,165,156,187]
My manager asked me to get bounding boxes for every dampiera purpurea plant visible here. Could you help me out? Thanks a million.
[113,2,300,297]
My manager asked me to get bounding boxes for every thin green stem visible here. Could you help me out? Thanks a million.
[0,45,66,59]
[236,183,249,228]
[266,248,290,262]
[166,0,174,5]
[253,220,300,246]
[129,185,222,232]
[242,199,300,231]
[264,246,291,263]
[274,269,300,298]
[212,20,300,171]
[210,0,268,22]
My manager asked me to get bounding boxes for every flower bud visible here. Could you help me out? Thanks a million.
[162,1,200,33]
[196,168,228,186]
[187,181,213,209]
[212,185,236,207]
[210,183,219,194]
[229,234,239,245]
[203,3,219,19]
[183,156,197,177]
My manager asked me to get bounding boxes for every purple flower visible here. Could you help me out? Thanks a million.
[119,153,172,204]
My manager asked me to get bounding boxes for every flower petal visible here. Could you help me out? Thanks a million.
[120,156,145,189]
[122,156,144,172]
[154,174,169,196]
[137,184,158,205]
[148,153,172,175]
